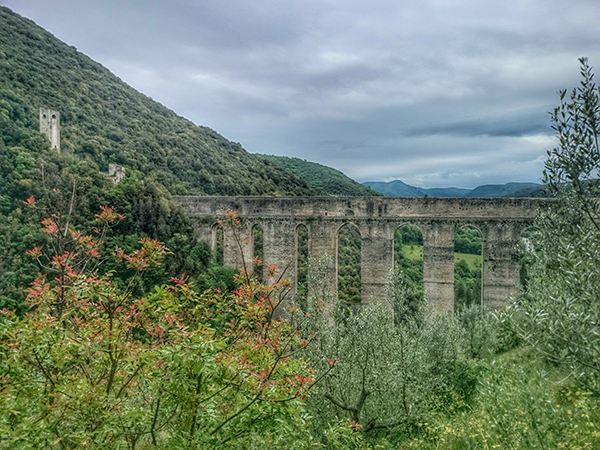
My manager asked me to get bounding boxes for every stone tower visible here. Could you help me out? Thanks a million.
[39,108,60,152]
[108,164,126,184]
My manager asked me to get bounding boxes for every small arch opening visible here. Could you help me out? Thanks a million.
[519,226,541,290]
[393,224,424,309]
[454,225,482,311]
[252,224,263,282]
[296,224,309,305]
[337,223,361,305]
[211,223,224,266]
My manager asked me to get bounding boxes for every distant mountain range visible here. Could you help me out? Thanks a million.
[251,153,548,198]
[362,180,547,198]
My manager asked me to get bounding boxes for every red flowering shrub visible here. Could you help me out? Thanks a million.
[0,207,318,449]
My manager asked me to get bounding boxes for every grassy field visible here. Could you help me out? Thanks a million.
[454,252,481,270]
[402,244,423,260]
[402,245,481,270]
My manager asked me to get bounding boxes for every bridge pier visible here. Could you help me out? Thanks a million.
[482,222,521,310]
[422,221,455,313]
[223,220,253,273]
[358,221,394,305]
[262,220,297,286]
[262,220,298,316]
[307,220,339,302]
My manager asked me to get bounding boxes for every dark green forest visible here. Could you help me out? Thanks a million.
[337,224,362,304]
[0,7,317,198]
[454,226,482,310]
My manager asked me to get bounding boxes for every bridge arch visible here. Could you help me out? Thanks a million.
[251,223,263,281]
[210,222,223,265]
[518,225,541,291]
[295,223,309,301]
[454,224,483,311]
[337,222,362,305]
[393,223,424,295]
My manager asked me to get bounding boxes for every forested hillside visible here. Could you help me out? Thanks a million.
[0,6,314,197]
[0,6,317,312]
[260,154,382,196]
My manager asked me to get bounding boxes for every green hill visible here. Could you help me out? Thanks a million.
[362,179,423,197]
[464,182,542,198]
[0,6,315,198]
[260,155,381,196]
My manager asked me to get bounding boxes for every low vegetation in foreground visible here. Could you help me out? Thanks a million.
[2,50,600,448]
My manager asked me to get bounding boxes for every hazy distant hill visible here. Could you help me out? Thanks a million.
[362,180,424,197]
[362,179,544,198]
[363,180,477,197]
[504,185,549,197]
[259,155,381,196]
[464,182,542,198]
[0,6,315,197]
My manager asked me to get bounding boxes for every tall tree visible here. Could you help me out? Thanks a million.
[515,58,600,392]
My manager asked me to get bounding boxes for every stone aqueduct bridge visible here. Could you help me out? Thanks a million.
[174,196,547,312]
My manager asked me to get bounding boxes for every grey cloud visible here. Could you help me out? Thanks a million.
[406,116,551,138]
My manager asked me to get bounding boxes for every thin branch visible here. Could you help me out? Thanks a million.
[210,393,262,436]
[63,179,77,238]
[116,363,145,399]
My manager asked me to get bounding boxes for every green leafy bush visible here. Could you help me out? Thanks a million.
[511,58,600,393]
[302,262,481,444]
[0,209,317,449]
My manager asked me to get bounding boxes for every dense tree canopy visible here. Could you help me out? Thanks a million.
[513,58,600,392]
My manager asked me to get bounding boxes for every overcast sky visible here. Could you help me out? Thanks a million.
[2,0,600,188]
